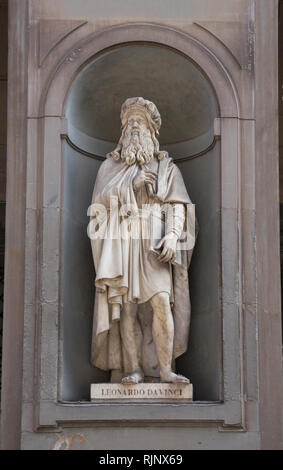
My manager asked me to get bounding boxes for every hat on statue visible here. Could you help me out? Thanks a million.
[120,97,162,135]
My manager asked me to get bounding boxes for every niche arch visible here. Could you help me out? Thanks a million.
[36,23,245,428]
[62,42,220,401]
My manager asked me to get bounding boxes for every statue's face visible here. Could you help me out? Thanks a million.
[124,113,151,139]
[120,111,155,167]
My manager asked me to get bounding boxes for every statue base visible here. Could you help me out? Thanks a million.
[91,382,193,402]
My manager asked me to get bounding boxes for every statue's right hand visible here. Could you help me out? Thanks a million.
[133,168,157,192]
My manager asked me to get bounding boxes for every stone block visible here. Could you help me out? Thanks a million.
[91,383,193,402]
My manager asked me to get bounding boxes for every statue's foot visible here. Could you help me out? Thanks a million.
[160,371,190,384]
[121,371,144,384]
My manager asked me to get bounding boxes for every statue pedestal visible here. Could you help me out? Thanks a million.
[91,383,193,402]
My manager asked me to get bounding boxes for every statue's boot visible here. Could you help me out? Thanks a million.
[150,292,190,385]
[121,371,144,384]
[160,371,190,384]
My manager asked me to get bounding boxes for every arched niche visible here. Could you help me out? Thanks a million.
[62,42,221,401]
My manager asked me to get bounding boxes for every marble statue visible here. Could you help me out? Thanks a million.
[89,97,196,384]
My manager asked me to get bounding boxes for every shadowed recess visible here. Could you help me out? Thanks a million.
[67,44,217,146]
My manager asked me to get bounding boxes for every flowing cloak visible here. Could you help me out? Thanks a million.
[90,154,196,374]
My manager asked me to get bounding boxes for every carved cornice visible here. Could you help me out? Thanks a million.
[61,134,220,164]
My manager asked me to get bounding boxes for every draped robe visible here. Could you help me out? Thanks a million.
[90,154,196,376]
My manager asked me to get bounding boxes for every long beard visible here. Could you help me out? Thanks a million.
[121,133,155,167]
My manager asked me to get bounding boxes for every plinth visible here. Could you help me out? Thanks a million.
[91,383,193,402]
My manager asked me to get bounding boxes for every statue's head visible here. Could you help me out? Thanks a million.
[107,97,168,166]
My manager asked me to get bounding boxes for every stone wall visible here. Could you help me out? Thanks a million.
[0,0,8,424]
[1,0,282,450]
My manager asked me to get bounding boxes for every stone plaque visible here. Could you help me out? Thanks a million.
[91,383,193,402]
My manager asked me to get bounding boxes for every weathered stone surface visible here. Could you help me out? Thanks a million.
[2,0,282,452]
[38,19,87,66]
[91,383,193,402]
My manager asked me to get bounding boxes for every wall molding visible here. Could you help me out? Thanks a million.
[61,134,220,163]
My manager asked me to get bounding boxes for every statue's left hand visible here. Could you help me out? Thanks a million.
[156,233,178,263]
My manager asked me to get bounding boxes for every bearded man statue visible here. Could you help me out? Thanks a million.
[89,97,196,384]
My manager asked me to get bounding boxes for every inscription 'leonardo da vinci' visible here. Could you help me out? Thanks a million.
[89,97,196,384]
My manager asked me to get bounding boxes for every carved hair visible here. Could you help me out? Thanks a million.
[107,97,168,161]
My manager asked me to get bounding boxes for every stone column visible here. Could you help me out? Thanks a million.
[0,0,28,450]
[255,0,283,450]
